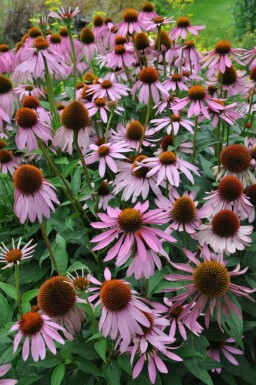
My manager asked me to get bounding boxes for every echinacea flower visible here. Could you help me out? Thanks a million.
[135,151,199,186]
[81,180,114,211]
[0,237,36,269]
[0,141,19,174]
[92,15,105,41]
[79,27,97,63]
[0,106,11,131]
[201,40,245,76]
[243,46,256,70]
[165,246,255,329]
[155,135,193,155]
[155,189,211,234]
[0,75,17,118]
[194,209,253,254]
[132,66,168,104]
[144,16,174,31]
[88,78,130,101]
[117,9,145,36]
[67,269,91,292]
[138,2,158,21]
[245,184,256,221]
[0,364,17,385]
[207,338,243,373]
[173,85,224,119]
[13,164,59,224]
[88,268,152,348]
[151,114,194,135]
[13,84,45,101]
[21,95,51,124]
[112,155,161,203]
[111,120,157,150]
[38,276,85,336]
[244,137,256,170]
[47,33,70,60]
[48,6,80,20]
[201,100,243,128]
[15,107,52,151]
[163,73,188,92]
[53,100,91,155]
[98,43,136,69]
[203,176,254,221]
[170,17,205,40]
[10,311,65,362]
[91,201,176,262]
[212,144,256,188]
[0,44,15,73]
[85,142,130,177]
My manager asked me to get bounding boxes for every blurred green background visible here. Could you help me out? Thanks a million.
[1,0,256,49]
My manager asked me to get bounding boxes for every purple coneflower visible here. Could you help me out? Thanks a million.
[48,6,80,20]
[0,237,36,269]
[14,84,45,101]
[0,141,18,174]
[0,75,17,118]
[138,2,158,21]
[88,78,130,101]
[117,9,145,36]
[163,73,188,92]
[151,114,194,135]
[0,44,15,73]
[170,17,205,39]
[79,27,97,63]
[208,338,243,374]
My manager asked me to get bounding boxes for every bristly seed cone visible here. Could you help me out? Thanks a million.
[219,65,237,85]
[0,150,12,164]
[193,261,230,297]
[93,15,104,26]
[155,31,171,50]
[215,40,231,55]
[73,277,89,291]
[95,98,106,107]
[38,276,76,317]
[50,34,62,44]
[19,312,44,335]
[80,28,95,44]
[28,27,42,38]
[184,41,195,49]
[6,249,22,263]
[170,306,183,319]
[13,164,43,194]
[61,100,90,131]
[59,27,68,37]
[172,196,196,223]
[22,96,40,109]
[159,151,176,165]
[135,32,149,50]
[101,80,112,89]
[118,208,143,232]
[212,209,240,237]
[0,74,12,94]
[97,181,110,196]
[220,144,251,172]
[115,35,127,45]
[171,74,182,82]
[123,9,138,23]
[140,311,154,335]
[177,17,190,28]
[81,86,94,101]
[218,176,243,201]
[83,72,98,84]
[245,184,256,205]
[142,2,155,12]
[16,108,38,128]
[249,67,256,81]
[100,279,132,311]
[132,155,149,178]
[34,37,49,50]
[98,145,110,157]
[161,135,174,151]
[126,120,144,140]
[139,67,159,84]
[188,85,206,100]
[114,44,126,55]
[0,44,10,52]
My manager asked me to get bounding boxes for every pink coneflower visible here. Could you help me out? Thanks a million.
[85,98,124,123]
[111,120,157,150]
[81,180,114,211]
[47,34,70,61]
[53,100,91,155]
[163,298,203,340]
[203,176,253,221]
[170,17,205,39]
[212,144,256,188]
[117,241,169,280]
[112,155,161,203]
[154,94,180,114]
[135,151,199,186]
[38,276,85,336]
[21,95,51,124]
[79,27,97,63]
[151,114,194,135]
[244,137,256,170]
[117,9,145,36]
[13,84,45,101]
[138,2,158,21]
[201,40,245,76]
[173,85,224,119]
[88,78,130,101]
[0,44,15,73]
[99,44,136,69]
[0,107,11,130]
[88,268,152,347]
[144,16,174,31]
[15,107,52,151]
[12,37,70,83]
[163,73,188,92]
[154,135,193,156]
[132,67,168,104]
[178,41,203,72]
[208,338,243,373]
[156,189,211,234]
[13,164,59,224]
[85,142,131,177]
[59,27,80,56]
[200,100,243,128]
[0,75,17,118]
[165,246,255,329]
[0,141,18,174]
[10,311,65,362]
[194,209,253,254]
[91,201,175,262]
[0,237,36,269]
[0,364,17,385]
[243,46,256,70]
[67,269,91,292]
[48,6,80,20]
[244,184,256,222]
[128,311,182,384]
[92,15,105,41]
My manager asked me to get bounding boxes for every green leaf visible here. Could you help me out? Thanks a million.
[222,295,243,348]
[184,360,213,385]
[22,289,39,304]
[76,359,102,376]
[52,234,68,273]
[62,160,79,178]
[102,361,121,385]
[0,295,13,327]
[117,355,132,375]
[0,282,17,300]
[51,363,65,385]
[94,339,107,362]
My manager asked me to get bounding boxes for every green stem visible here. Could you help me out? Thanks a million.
[104,109,114,143]
[85,295,98,334]
[163,52,167,77]
[243,83,256,134]
[42,57,59,129]
[123,60,132,87]
[74,133,93,191]
[67,24,77,100]
[15,264,22,315]
[192,116,198,164]
[39,221,60,274]
[137,89,152,154]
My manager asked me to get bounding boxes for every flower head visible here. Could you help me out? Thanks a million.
[170,17,205,39]
[208,338,243,373]
[0,237,36,269]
